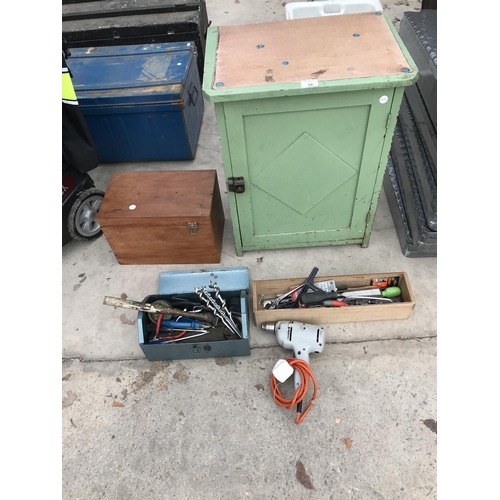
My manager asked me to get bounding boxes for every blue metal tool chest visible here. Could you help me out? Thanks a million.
[138,268,251,361]
[68,42,204,162]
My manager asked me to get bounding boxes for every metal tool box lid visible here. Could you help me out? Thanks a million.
[62,0,203,20]
[68,43,196,106]
[158,268,250,294]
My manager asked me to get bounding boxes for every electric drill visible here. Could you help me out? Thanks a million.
[261,321,325,389]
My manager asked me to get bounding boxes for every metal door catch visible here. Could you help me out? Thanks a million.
[188,222,198,235]
[228,177,245,193]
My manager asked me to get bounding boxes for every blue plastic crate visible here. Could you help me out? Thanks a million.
[68,42,204,162]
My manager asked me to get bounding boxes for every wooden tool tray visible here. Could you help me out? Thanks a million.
[252,271,415,327]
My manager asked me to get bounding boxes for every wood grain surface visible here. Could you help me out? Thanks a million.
[97,170,225,264]
[214,13,411,89]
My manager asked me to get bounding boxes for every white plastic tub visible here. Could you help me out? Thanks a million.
[285,0,383,20]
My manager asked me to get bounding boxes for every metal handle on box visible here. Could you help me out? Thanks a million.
[187,83,199,106]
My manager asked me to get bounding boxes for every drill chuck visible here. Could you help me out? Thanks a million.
[261,323,276,332]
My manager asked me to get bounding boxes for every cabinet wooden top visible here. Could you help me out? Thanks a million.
[213,13,412,89]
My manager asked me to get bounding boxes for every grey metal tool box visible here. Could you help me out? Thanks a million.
[137,268,251,361]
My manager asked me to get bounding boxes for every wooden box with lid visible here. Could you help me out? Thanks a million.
[97,170,225,264]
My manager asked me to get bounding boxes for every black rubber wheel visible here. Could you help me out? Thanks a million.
[67,188,105,242]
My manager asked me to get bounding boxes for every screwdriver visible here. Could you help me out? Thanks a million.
[146,325,207,334]
[342,286,402,299]
[300,286,402,306]
[160,319,204,330]
[321,300,348,307]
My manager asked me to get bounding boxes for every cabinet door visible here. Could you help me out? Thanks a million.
[223,89,394,250]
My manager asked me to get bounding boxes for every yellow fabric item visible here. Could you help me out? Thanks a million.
[62,71,77,101]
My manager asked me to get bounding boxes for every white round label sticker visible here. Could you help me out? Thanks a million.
[379,95,389,104]
[129,205,136,210]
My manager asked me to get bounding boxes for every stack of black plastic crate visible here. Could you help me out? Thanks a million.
[384,9,437,257]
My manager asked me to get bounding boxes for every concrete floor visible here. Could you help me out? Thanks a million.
[62,1,436,498]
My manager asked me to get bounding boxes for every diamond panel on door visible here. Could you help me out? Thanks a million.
[251,132,357,215]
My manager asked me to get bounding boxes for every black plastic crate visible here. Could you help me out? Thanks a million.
[384,157,437,258]
[384,94,437,258]
[398,92,437,232]
[384,9,437,258]
[398,9,437,128]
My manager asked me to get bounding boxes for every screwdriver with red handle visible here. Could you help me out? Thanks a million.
[321,300,348,307]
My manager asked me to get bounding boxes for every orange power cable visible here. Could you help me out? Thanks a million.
[270,357,318,424]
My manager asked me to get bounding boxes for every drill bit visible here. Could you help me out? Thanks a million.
[209,282,241,337]
[195,287,242,338]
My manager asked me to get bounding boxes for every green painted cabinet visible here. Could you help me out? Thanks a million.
[203,12,418,256]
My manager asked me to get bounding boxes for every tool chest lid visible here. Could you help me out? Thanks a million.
[158,268,250,294]
[69,43,195,106]
[62,0,203,19]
